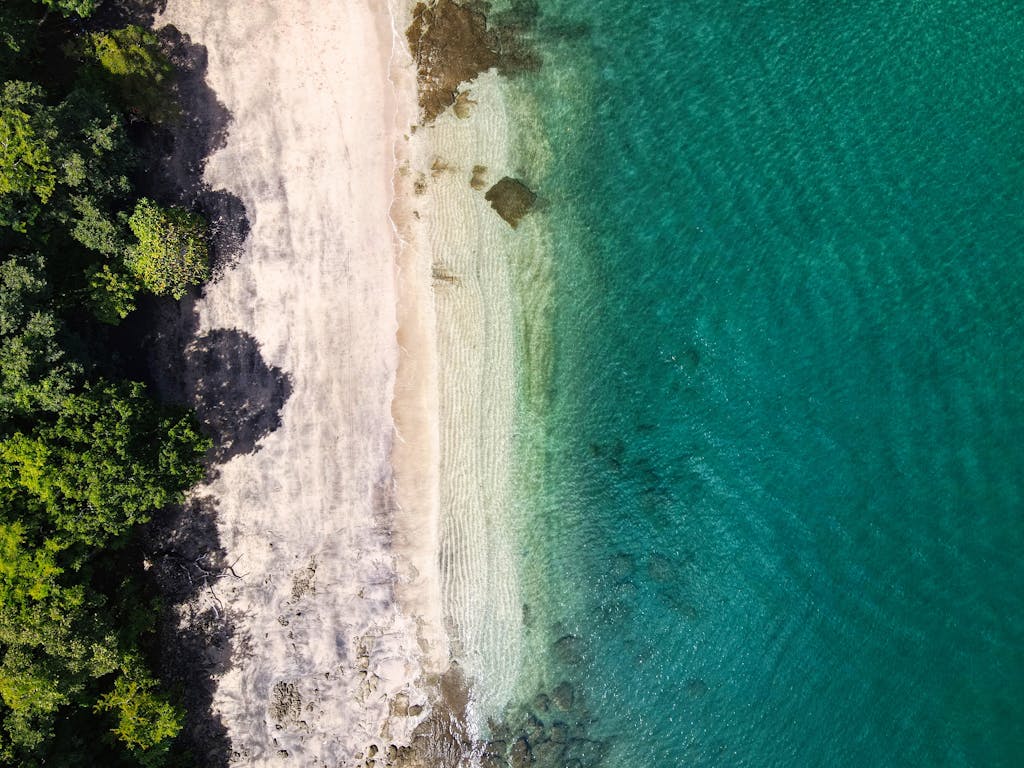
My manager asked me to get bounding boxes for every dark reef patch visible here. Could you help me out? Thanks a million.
[407,0,541,123]
[485,177,537,227]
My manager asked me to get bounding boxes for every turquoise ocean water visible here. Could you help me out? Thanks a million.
[506,1,1024,765]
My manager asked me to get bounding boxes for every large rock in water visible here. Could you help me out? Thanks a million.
[485,177,537,228]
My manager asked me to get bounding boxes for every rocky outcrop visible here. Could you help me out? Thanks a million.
[484,177,537,227]
[407,0,500,122]
[482,680,611,768]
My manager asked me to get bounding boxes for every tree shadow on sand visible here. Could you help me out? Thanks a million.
[141,496,235,768]
[95,2,280,764]
[135,304,291,767]
[183,328,293,463]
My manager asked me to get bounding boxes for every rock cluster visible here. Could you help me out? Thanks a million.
[480,680,610,768]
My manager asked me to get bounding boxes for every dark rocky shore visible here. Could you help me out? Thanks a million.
[408,0,539,228]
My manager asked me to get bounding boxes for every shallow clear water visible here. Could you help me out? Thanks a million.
[509,1,1024,765]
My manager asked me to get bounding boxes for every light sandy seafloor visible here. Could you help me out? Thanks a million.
[402,69,531,727]
[155,0,539,762]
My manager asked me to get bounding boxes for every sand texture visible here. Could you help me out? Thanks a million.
[152,1,442,764]
[403,67,527,725]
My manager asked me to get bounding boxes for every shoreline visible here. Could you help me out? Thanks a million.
[388,0,450,683]
[399,1,531,730]
[148,0,545,762]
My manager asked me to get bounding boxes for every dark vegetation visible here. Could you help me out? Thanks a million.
[0,0,216,764]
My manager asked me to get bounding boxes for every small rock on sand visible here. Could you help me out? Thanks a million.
[470,164,488,190]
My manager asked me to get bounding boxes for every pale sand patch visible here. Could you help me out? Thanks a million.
[155,0,445,764]
[388,0,450,681]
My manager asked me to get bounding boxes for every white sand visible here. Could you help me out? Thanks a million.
[156,0,446,764]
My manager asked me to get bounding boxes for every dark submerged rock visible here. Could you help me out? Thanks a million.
[485,177,537,227]
[510,736,534,767]
[553,634,582,665]
[552,681,575,710]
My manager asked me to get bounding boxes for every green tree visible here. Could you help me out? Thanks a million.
[0,82,54,200]
[95,665,182,763]
[31,0,94,17]
[0,381,210,547]
[0,254,80,419]
[0,522,119,762]
[0,81,56,230]
[126,198,210,299]
[75,27,175,123]
[86,263,139,324]
[71,196,127,257]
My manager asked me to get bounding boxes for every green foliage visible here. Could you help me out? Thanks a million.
[86,263,139,324]
[127,198,210,299]
[0,254,80,418]
[0,79,135,239]
[72,195,128,256]
[0,4,208,764]
[76,27,175,123]
[0,648,69,751]
[0,252,46,336]
[31,0,95,18]
[0,523,62,605]
[0,381,210,547]
[0,82,57,230]
[95,666,182,760]
[0,534,119,763]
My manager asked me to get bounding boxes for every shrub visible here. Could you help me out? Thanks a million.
[126,198,210,299]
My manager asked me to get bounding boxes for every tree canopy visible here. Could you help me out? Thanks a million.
[75,26,176,123]
[32,0,95,18]
[0,3,215,765]
[127,199,210,300]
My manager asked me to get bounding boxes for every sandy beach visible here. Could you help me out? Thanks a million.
[152,0,449,764]
[147,0,540,762]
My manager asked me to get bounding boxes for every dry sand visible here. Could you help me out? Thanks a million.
[154,0,447,764]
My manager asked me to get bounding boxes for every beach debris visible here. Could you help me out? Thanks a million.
[431,156,454,177]
[484,176,537,227]
[290,556,317,600]
[432,262,460,286]
[470,164,488,190]
[270,681,302,726]
[390,692,410,716]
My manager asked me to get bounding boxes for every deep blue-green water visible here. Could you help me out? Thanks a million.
[512,2,1024,765]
